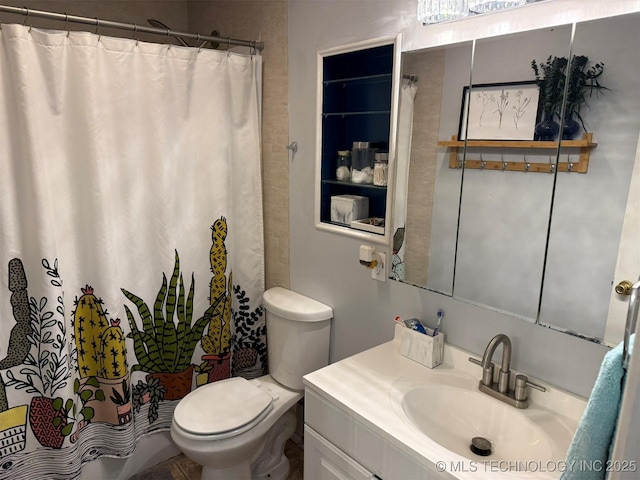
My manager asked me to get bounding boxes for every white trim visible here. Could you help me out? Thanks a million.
[314,34,402,248]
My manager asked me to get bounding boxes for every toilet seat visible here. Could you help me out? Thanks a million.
[173,377,274,439]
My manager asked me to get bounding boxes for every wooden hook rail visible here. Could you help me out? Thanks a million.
[438,133,597,174]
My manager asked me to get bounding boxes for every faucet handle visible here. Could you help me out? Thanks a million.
[469,357,494,386]
[514,374,546,401]
[468,357,482,367]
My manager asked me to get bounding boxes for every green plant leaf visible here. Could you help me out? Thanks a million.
[81,406,94,421]
[122,288,155,337]
[162,314,178,373]
[121,379,130,400]
[61,423,73,436]
[110,387,124,405]
[153,275,168,349]
[165,251,180,327]
[177,275,186,325]
[65,399,74,413]
[186,274,195,325]
[53,416,62,427]
[73,378,80,394]
[139,331,164,370]
[95,389,106,402]
[52,397,63,411]
[124,306,163,372]
[180,301,218,369]
[86,376,100,388]
[80,389,92,402]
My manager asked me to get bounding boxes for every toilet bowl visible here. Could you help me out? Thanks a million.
[170,287,332,480]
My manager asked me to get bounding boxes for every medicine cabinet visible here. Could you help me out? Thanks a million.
[314,35,402,243]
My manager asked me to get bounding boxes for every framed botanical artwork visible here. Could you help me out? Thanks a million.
[458,81,541,141]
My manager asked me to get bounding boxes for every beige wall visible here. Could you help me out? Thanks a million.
[188,1,290,290]
[402,49,445,287]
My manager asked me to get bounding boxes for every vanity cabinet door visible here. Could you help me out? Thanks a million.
[304,425,378,480]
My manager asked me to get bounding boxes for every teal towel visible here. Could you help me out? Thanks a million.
[561,335,633,480]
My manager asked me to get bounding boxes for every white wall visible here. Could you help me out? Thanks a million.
[288,0,640,399]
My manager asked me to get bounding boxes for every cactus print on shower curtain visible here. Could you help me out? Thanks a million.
[70,286,132,428]
[0,223,267,478]
[202,218,232,356]
[72,286,128,379]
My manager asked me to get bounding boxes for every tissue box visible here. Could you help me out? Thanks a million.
[400,327,444,368]
[330,195,369,226]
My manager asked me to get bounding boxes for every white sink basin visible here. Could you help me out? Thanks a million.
[390,371,576,464]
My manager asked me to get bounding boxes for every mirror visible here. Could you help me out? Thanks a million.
[393,41,471,294]
[392,12,640,346]
[454,25,572,322]
[538,13,640,342]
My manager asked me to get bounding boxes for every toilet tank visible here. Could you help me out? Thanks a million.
[262,287,332,391]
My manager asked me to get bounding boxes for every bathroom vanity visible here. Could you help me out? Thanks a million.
[303,328,587,480]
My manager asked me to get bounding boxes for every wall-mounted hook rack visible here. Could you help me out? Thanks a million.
[438,133,597,174]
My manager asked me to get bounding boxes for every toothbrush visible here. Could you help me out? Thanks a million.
[433,309,443,336]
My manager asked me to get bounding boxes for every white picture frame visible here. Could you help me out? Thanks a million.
[458,81,541,141]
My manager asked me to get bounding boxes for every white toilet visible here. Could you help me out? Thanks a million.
[171,287,332,480]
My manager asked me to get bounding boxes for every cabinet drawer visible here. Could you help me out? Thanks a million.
[304,425,376,480]
[305,388,449,479]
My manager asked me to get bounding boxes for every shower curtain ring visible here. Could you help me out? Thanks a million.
[22,7,29,26]
[64,13,70,36]
[132,24,139,45]
[197,34,202,52]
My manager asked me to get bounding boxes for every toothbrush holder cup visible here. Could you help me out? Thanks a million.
[400,327,444,369]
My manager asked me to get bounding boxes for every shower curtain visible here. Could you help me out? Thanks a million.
[391,79,417,281]
[0,24,265,479]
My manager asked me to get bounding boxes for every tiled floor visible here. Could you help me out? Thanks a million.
[129,440,304,480]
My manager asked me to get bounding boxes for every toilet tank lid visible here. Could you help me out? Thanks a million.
[263,287,333,322]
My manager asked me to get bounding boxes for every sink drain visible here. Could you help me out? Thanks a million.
[470,437,492,456]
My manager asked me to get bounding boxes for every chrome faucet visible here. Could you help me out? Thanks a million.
[481,333,511,393]
[469,334,545,409]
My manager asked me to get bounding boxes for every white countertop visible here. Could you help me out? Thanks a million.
[303,326,587,480]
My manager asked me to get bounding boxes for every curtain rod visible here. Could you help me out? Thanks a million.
[0,4,264,51]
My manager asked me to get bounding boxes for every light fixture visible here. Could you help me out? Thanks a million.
[468,0,526,14]
[418,0,541,24]
[417,0,469,24]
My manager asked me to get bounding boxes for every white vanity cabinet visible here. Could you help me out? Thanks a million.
[303,387,441,480]
[303,333,587,480]
[303,339,461,480]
